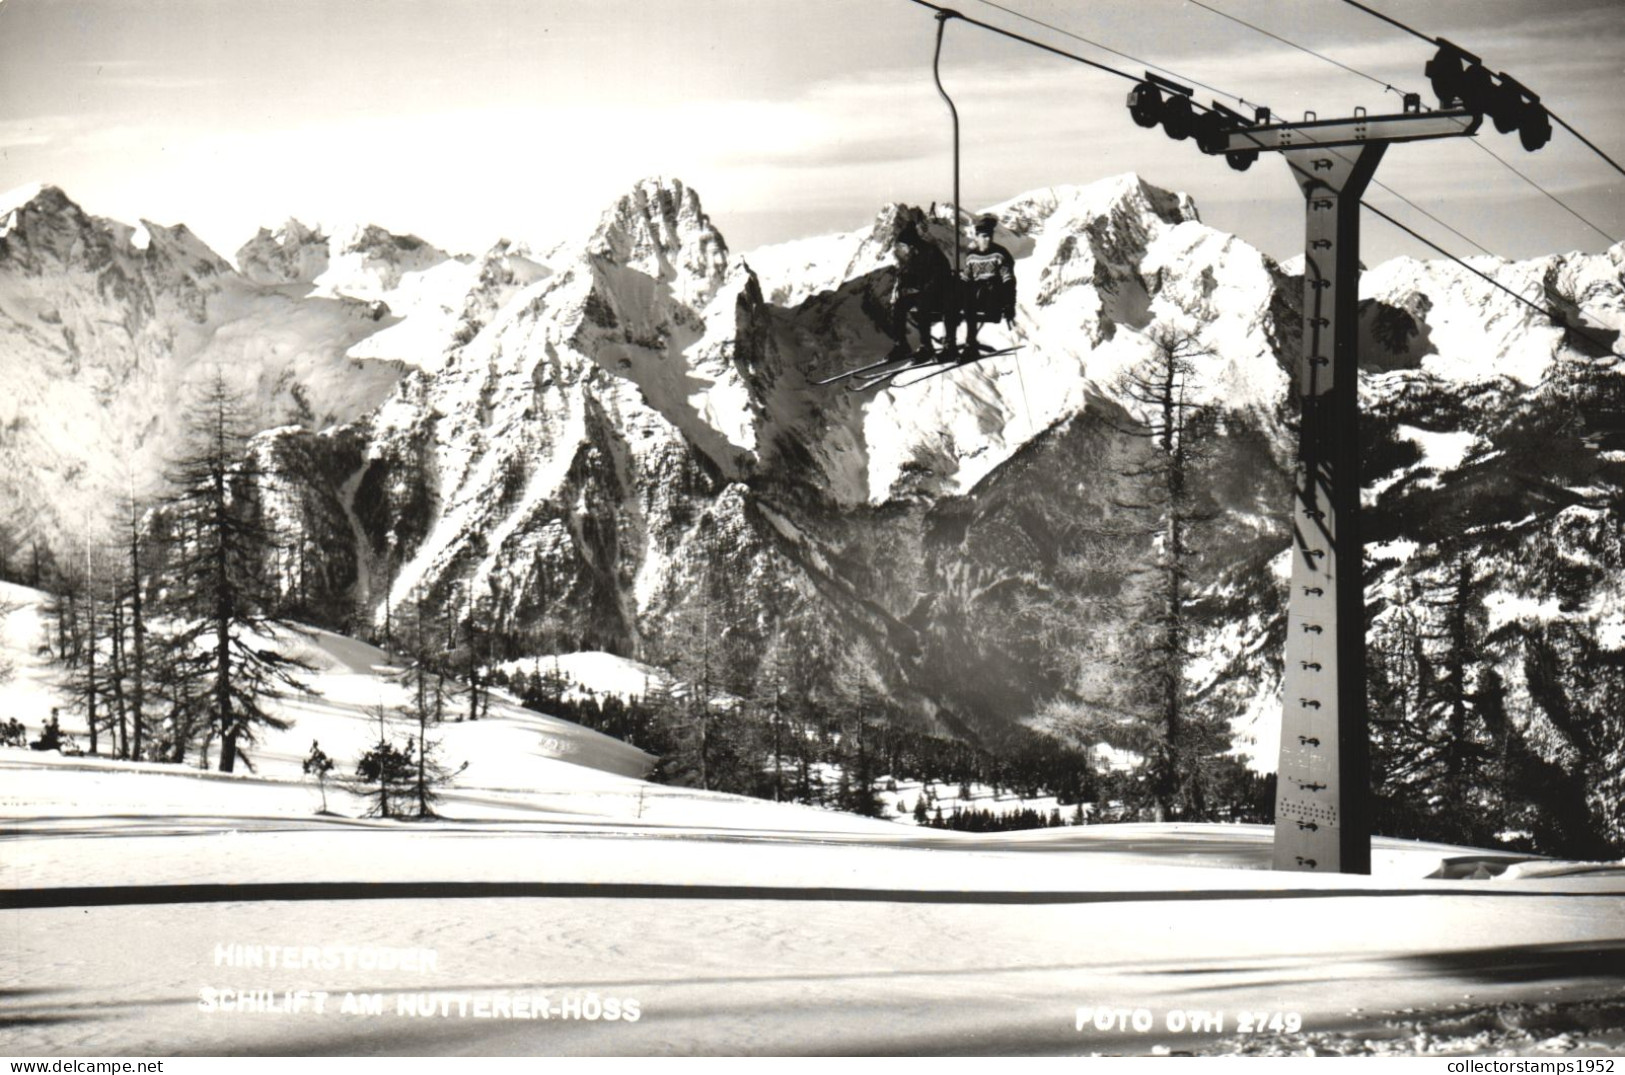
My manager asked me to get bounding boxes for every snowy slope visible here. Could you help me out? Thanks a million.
[323,176,801,664]
[743,174,1293,508]
[496,651,675,702]
[0,581,656,805]
[237,220,453,302]
[1360,247,1625,386]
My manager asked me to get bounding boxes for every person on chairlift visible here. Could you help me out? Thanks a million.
[888,222,957,363]
[959,213,1016,354]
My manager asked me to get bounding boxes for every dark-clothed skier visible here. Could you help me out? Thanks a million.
[889,223,957,362]
[960,214,1017,353]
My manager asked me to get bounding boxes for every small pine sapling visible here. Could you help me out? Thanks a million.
[351,737,416,819]
[302,739,335,814]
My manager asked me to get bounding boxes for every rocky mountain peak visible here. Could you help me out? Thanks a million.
[236,218,330,285]
[0,184,111,274]
[329,222,441,261]
[7,176,1624,823]
[236,218,451,296]
[744,173,1203,311]
[0,185,411,550]
[134,218,236,280]
[588,177,729,305]
[988,173,1196,235]
[0,182,232,288]
[0,182,57,236]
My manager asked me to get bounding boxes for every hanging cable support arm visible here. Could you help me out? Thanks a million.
[933,10,963,279]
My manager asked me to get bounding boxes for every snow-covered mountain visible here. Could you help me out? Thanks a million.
[236,218,453,299]
[234,217,513,373]
[4,175,1623,815]
[0,183,411,551]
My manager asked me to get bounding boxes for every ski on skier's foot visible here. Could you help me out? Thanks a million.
[848,350,963,391]
[866,346,1023,390]
[812,352,919,386]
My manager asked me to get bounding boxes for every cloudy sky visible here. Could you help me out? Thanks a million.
[1,0,1619,265]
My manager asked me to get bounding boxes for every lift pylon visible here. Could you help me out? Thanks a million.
[1218,108,1481,873]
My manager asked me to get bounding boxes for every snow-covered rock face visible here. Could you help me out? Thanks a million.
[236,218,331,287]
[587,178,729,308]
[227,173,1315,736]
[236,216,458,305]
[566,178,766,469]
[743,201,934,310]
[1361,246,1625,386]
[331,177,783,662]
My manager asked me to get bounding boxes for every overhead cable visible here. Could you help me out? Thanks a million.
[1549,113,1625,181]
[904,0,1139,84]
[1335,0,1434,46]
[899,0,1620,334]
[970,0,1263,114]
[961,0,1481,271]
[1367,180,1494,257]
[1468,141,1617,245]
[1186,0,1399,97]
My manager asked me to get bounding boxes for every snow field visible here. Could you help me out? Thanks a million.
[5,829,1623,1056]
[6,582,1625,1056]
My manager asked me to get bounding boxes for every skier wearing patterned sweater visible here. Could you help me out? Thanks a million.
[960,214,1016,353]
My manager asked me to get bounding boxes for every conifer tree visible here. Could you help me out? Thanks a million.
[748,633,800,801]
[0,520,18,586]
[118,489,151,760]
[764,620,827,804]
[390,584,455,728]
[353,737,416,818]
[650,551,723,790]
[442,583,494,722]
[349,703,415,818]
[832,645,885,817]
[56,545,107,755]
[399,644,468,819]
[1512,622,1624,857]
[303,739,335,813]
[1038,326,1233,821]
[41,558,81,674]
[1370,542,1517,846]
[156,372,314,772]
[0,589,17,691]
